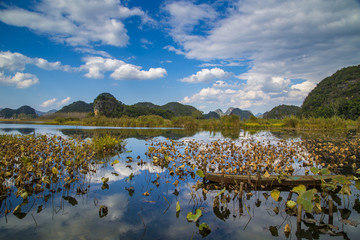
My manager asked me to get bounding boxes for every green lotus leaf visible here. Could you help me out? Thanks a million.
[187,209,202,222]
[196,170,205,178]
[292,185,306,195]
[297,189,317,213]
[310,167,319,175]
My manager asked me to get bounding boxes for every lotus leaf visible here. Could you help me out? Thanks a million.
[111,159,120,165]
[310,167,319,175]
[292,185,306,195]
[286,200,296,209]
[20,191,28,199]
[187,209,202,222]
[270,189,280,202]
[284,223,291,233]
[297,189,317,213]
[320,168,330,175]
[199,222,211,232]
[101,177,109,184]
[196,170,205,178]
[269,226,278,236]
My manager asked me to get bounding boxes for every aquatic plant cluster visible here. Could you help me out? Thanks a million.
[1,131,360,238]
[146,137,360,237]
[0,134,124,216]
[148,138,322,179]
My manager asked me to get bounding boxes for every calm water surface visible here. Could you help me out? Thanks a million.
[0,123,359,239]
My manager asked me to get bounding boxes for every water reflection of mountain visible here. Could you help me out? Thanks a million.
[0,128,35,135]
[60,128,198,140]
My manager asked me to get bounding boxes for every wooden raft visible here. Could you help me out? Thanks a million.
[205,173,335,187]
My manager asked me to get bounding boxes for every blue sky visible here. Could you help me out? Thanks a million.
[1,0,360,114]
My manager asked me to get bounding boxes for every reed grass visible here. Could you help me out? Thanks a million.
[4,113,360,130]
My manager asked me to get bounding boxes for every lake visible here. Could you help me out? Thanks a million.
[0,123,359,239]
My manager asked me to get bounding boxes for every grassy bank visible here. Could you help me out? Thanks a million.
[2,114,359,130]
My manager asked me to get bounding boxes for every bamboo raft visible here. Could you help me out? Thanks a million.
[205,173,336,188]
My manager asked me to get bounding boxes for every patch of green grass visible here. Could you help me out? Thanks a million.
[91,135,125,156]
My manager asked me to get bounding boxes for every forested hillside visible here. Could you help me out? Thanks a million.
[0,105,37,119]
[301,65,360,119]
[58,101,93,113]
[263,105,301,119]
[91,93,200,119]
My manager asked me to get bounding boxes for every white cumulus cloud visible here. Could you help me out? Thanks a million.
[0,51,72,72]
[40,97,71,108]
[181,76,317,113]
[80,56,167,80]
[0,0,153,47]
[0,51,74,88]
[166,0,360,112]
[58,97,71,106]
[163,1,217,39]
[180,68,232,83]
[40,98,57,107]
[0,72,39,89]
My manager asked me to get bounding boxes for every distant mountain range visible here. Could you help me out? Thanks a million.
[36,109,57,116]
[2,64,359,120]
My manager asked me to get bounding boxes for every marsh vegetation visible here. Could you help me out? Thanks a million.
[0,124,359,239]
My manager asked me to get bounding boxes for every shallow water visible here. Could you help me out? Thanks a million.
[0,123,359,239]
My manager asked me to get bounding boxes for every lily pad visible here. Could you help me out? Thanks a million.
[111,159,120,166]
[310,167,319,175]
[320,168,330,175]
[292,185,306,195]
[297,189,317,213]
[199,222,211,237]
[270,189,280,202]
[20,191,28,199]
[286,200,297,209]
[101,177,109,184]
[63,196,78,206]
[269,226,278,236]
[284,223,291,233]
[196,170,205,178]
[187,209,202,222]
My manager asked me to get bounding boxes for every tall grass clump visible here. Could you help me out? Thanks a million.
[283,116,299,128]
[296,116,356,130]
[135,115,172,128]
[91,135,125,156]
[220,115,242,129]
[171,116,199,129]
